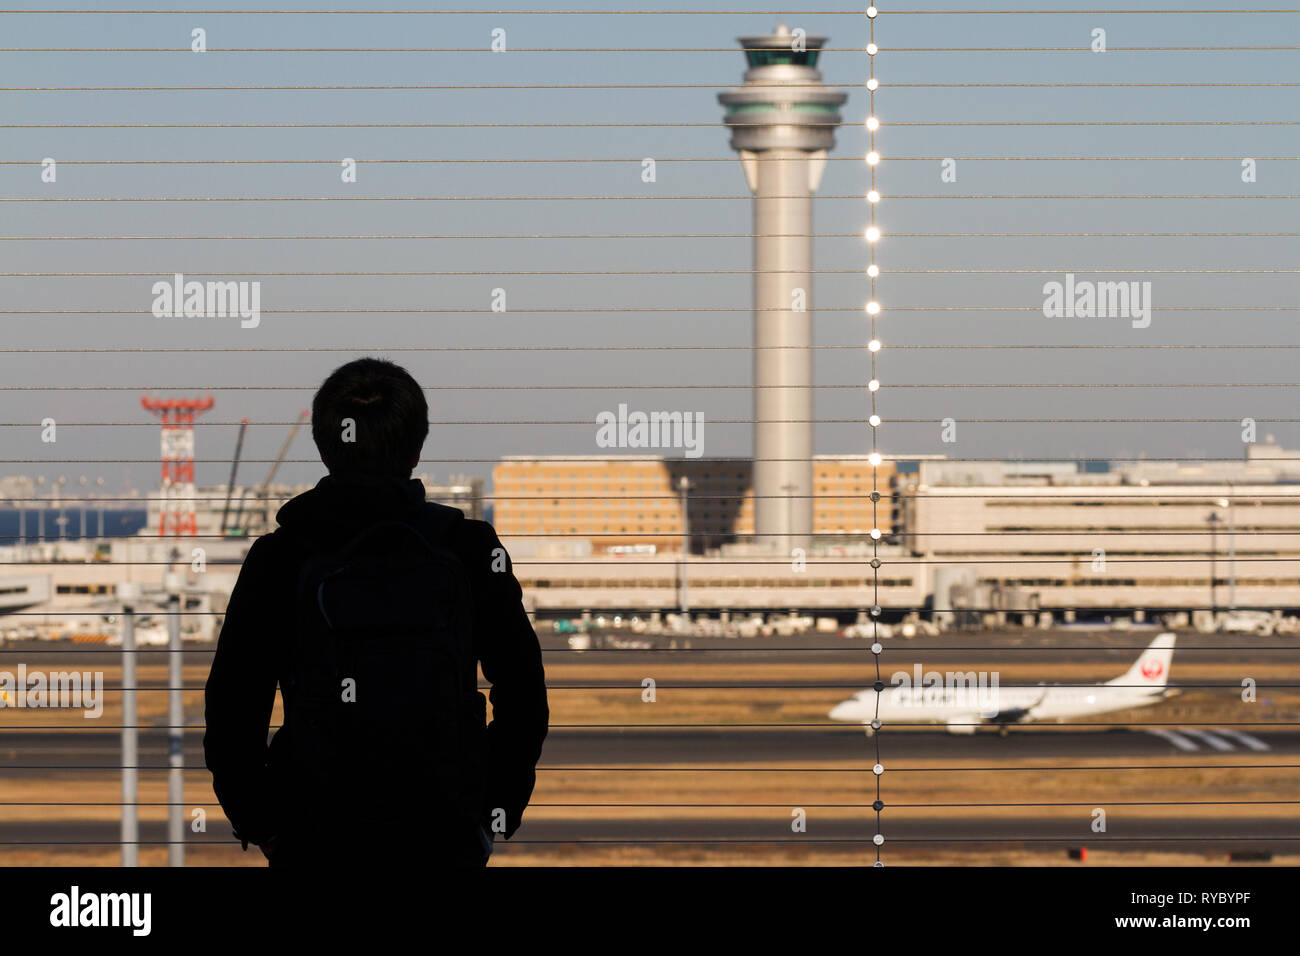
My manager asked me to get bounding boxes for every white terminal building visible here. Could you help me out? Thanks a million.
[2,446,1300,632]
[494,440,1300,622]
[0,474,484,642]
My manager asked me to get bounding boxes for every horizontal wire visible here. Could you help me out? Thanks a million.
[3,344,1300,354]
[7,82,1299,92]
[3,721,1295,731]
[4,7,1296,14]
[34,528,1300,539]
[17,489,1300,500]
[877,46,1300,52]
[2,308,1294,317]
[5,801,1297,809]
[502,837,1300,844]
[0,410,1293,428]
[6,194,1299,203]
[0,838,1293,846]
[2,45,1297,53]
[891,343,1300,348]
[888,269,1300,274]
[1,8,880,14]
[0,639,1291,649]
[888,8,1300,12]
[3,418,1300,426]
[9,557,1300,567]
[3,120,1295,129]
[883,418,1300,423]
[4,158,1300,166]
[886,156,1300,161]
[8,683,1272,692]
[5,233,1293,241]
[4,269,1298,278]
[10,388,1300,402]
[6,764,1294,772]
[0,307,923,315]
[3,7,1299,14]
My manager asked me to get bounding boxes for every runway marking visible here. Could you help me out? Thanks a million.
[1144,728,1199,751]
[1210,728,1271,752]
[1179,728,1235,751]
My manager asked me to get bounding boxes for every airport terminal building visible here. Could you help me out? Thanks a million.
[491,441,1300,621]
[6,443,1300,631]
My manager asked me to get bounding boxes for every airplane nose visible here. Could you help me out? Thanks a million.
[828,700,855,721]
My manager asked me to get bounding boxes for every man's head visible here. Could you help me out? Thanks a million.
[311,358,429,478]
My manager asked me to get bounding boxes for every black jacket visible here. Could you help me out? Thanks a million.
[203,473,549,859]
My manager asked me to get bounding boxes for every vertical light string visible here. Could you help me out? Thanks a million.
[865,2,885,868]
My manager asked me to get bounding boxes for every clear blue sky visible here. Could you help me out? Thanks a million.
[0,2,1295,491]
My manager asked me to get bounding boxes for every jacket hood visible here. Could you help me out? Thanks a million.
[275,473,430,532]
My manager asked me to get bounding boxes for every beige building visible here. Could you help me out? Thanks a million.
[902,450,1300,612]
[491,456,895,553]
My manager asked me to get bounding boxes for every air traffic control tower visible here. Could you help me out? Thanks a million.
[719,25,846,553]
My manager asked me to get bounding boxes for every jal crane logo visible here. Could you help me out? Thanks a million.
[1140,660,1164,680]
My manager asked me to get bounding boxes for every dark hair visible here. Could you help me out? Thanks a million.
[311,358,429,477]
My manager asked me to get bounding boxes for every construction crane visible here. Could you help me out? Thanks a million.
[219,419,249,538]
[242,410,308,534]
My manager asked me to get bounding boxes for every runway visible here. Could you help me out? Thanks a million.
[1,630,1294,863]
[5,628,1299,672]
[0,725,1294,777]
[540,628,1300,670]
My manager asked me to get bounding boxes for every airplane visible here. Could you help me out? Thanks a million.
[828,632,1177,735]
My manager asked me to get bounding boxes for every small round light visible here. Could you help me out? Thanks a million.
[865,226,881,242]
[873,833,885,846]
[869,414,881,427]
[870,528,882,540]
[867,77,879,91]
[867,189,880,203]
[866,42,878,56]
[869,452,882,467]
[867,264,880,278]
[868,380,880,393]
[873,762,884,775]
[866,151,880,166]
[867,6,879,18]
[866,116,880,131]
[866,300,880,315]
[868,339,881,352]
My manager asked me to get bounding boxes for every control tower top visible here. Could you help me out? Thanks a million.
[718,24,847,154]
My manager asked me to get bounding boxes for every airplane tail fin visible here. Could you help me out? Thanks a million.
[1107,632,1176,690]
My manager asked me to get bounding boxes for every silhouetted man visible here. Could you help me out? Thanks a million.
[204,358,549,868]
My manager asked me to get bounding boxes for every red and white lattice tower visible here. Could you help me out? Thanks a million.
[141,394,214,536]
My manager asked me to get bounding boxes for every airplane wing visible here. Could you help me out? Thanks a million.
[944,690,1049,734]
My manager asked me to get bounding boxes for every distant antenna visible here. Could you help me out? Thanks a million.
[141,394,214,536]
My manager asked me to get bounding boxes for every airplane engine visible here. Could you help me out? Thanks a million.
[945,716,978,735]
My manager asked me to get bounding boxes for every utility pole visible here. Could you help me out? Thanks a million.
[678,475,691,614]
[1207,511,1221,624]
[116,581,140,867]
[1224,485,1237,611]
[165,572,186,866]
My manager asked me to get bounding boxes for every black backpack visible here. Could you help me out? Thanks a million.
[282,512,486,837]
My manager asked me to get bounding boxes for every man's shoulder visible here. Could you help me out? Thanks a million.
[252,504,503,564]
[430,506,502,557]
